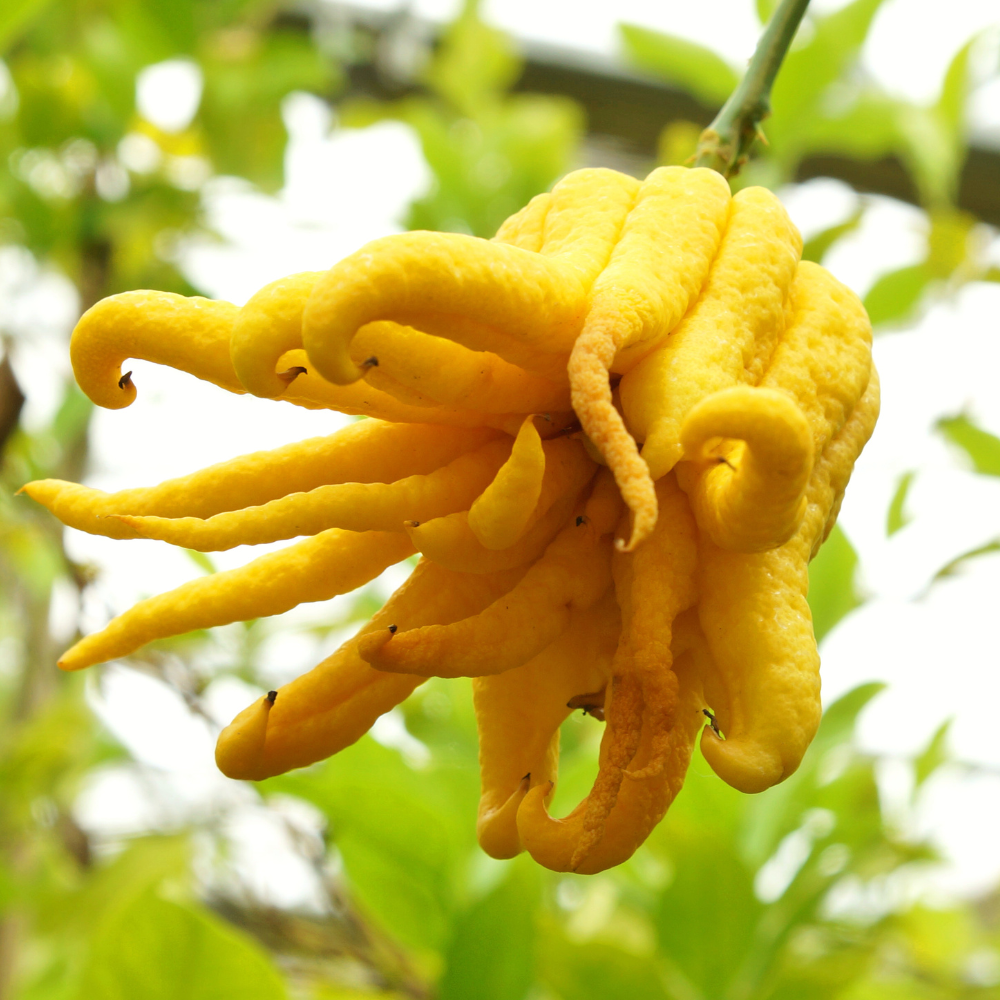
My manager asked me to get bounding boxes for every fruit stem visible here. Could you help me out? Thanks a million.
[694,0,811,178]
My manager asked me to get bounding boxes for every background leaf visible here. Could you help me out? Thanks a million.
[438,858,540,1000]
[77,888,288,1000]
[808,524,863,641]
[863,263,930,328]
[619,24,739,106]
[937,414,1000,476]
[886,470,915,536]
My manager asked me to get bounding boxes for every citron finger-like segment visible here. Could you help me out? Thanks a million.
[405,492,581,574]
[678,386,814,552]
[516,649,704,874]
[475,592,618,859]
[216,691,275,779]
[21,421,498,540]
[619,186,803,481]
[114,438,513,551]
[493,191,551,251]
[529,437,599,524]
[569,324,657,552]
[58,530,414,671]
[567,169,731,550]
[534,168,640,280]
[569,667,644,870]
[71,291,243,409]
[601,166,732,369]
[231,271,322,398]
[225,267,562,426]
[358,472,623,678]
[697,371,880,793]
[302,232,588,386]
[468,416,545,550]
[278,350,563,433]
[351,322,572,414]
[567,474,698,868]
[620,475,698,779]
[217,559,527,780]
[760,261,873,457]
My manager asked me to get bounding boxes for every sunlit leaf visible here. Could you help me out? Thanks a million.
[862,263,930,327]
[914,719,951,788]
[438,858,540,1000]
[184,548,217,575]
[808,524,862,641]
[538,929,670,1000]
[656,119,702,167]
[267,736,473,951]
[936,36,977,141]
[932,538,1000,582]
[814,682,885,753]
[801,208,863,264]
[77,888,287,1000]
[425,0,520,115]
[656,825,763,995]
[42,836,191,937]
[886,470,915,536]
[926,208,975,279]
[768,0,888,158]
[0,0,53,53]
[756,0,779,23]
[619,23,738,106]
[937,413,1000,476]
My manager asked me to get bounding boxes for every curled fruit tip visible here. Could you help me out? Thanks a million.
[567,689,606,722]
[266,690,277,705]
[404,520,419,528]
[276,366,307,385]
[362,356,379,368]
[118,371,133,390]
[387,624,397,634]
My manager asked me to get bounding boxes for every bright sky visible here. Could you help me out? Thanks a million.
[5,0,1000,911]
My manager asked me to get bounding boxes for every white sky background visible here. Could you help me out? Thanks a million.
[4,0,1000,910]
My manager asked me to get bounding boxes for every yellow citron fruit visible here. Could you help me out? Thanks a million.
[25,165,876,874]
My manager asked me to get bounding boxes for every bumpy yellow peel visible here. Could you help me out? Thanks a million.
[27,165,877,875]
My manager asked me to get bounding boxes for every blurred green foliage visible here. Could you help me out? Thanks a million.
[1,1,999,998]
[340,0,583,238]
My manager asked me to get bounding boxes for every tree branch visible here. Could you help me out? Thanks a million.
[694,0,811,178]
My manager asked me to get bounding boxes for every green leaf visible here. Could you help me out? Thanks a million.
[914,719,951,788]
[438,858,540,1000]
[886,470,915,536]
[791,92,901,167]
[756,0,779,23]
[768,0,888,158]
[863,263,930,327]
[619,24,739,106]
[801,208,863,264]
[937,414,1000,476]
[267,737,472,951]
[808,524,862,642]
[932,538,1000,582]
[184,549,217,575]
[425,0,520,115]
[655,826,763,996]
[538,929,670,1000]
[77,888,287,1000]
[814,682,885,752]
[0,0,53,53]
[936,37,977,141]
